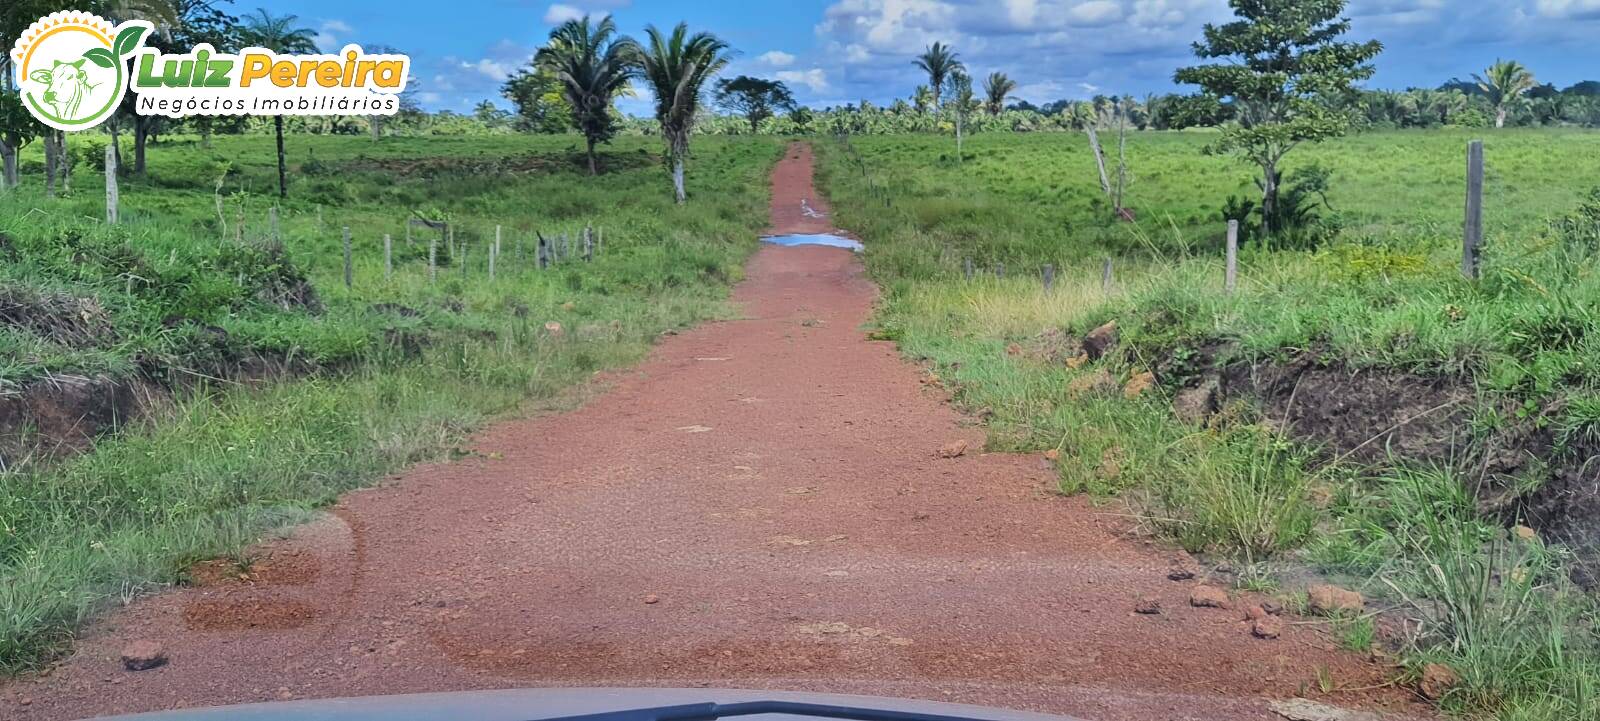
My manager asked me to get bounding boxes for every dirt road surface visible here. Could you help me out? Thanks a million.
[3,144,1426,721]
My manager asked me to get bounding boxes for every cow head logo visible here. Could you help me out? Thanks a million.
[10,11,151,131]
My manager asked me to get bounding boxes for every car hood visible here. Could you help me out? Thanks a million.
[87,688,1085,721]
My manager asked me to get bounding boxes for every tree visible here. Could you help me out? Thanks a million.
[534,15,640,175]
[1474,59,1536,128]
[122,1,239,165]
[1174,0,1381,239]
[238,9,317,198]
[502,66,573,134]
[0,93,41,191]
[912,85,934,114]
[947,70,977,160]
[714,76,795,133]
[912,42,962,107]
[981,72,1016,116]
[636,22,731,204]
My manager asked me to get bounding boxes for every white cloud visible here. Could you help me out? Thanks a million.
[758,50,797,67]
[1534,0,1600,18]
[1077,82,1099,93]
[544,4,588,24]
[776,68,832,93]
[313,19,353,52]
[1066,1,1123,26]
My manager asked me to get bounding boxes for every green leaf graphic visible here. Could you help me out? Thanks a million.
[113,26,148,58]
[82,48,116,69]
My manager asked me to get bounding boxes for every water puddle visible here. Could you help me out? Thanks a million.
[761,234,863,252]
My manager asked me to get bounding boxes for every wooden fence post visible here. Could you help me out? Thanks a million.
[996,263,1005,279]
[583,225,593,262]
[429,237,437,282]
[490,225,500,281]
[1101,258,1113,293]
[268,206,279,242]
[104,143,118,224]
[1225,219,1239,294]
[383,234,392,281]
[342,227,353,289]
[1042,264,1055,291]
[1463,140,1484,280]
[596,227,603,257]
[964,258,973,281]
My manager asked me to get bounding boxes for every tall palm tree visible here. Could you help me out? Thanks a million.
[536,15,640,176]
[1474,59,1536,129]
[636,22,731,204]
[239,9,317,198]
[912,42,962,107]
[981,72,1016,116]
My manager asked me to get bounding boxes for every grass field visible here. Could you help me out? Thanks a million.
[0,133,780,670]
[817,128,1600,720]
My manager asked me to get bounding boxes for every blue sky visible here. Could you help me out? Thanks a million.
[261,0,1600,114]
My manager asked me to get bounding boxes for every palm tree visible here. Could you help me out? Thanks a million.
[912,42,962,107]
[536,16,639,176]
[981,72,1015,116]
[1474,59,1536,129]
[636,22,731,204]
[239,9,317,198]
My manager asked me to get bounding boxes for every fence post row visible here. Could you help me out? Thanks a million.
[1463,140,1484,280]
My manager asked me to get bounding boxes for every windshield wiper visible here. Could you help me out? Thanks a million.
[536,700,1005,721]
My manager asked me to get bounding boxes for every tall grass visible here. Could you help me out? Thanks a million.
[818,130,1600,720]
[0,133,782,670]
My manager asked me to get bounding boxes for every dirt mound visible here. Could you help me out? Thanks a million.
[0,285,118,349]
[1219,359,1475,466]
[1182,352,1600,588]
[0,375,163,461]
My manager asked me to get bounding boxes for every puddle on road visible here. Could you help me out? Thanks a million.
[761,234,863,252]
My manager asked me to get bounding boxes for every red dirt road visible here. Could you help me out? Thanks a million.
[4,144,1423,721]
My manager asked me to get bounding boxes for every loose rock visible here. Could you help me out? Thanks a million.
[120,640,167,671]
[938,440,969,458]
[643,594,660,605]
[1307,584,1364,615]
[1251,615,1283,639]
[1082,320,1119,360]
[1166,565,1196,581]
[1244,604,1268,621]
[1513,525,1538,542]
[1189,586,1231,609]
[1123,371,1156,399]
[1134,597,1162,615]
